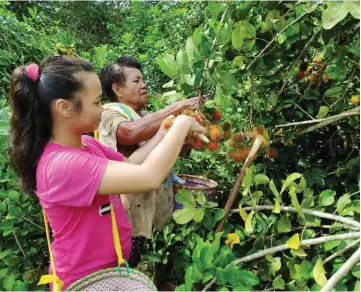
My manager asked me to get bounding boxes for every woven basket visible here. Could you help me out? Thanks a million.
[173,174,218,209]
[66,266,157,291]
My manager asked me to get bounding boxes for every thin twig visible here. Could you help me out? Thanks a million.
[275,106,360,128]
[230,205,360,229]
[292,102,315,120]
[246,0,326,70]
[13,231,33,268]
[323,239,360,264]
[311,129,339,158]
[202,232,360,291]
[279,25,323,94]
[320,247,361,292]
[330,68,356,110]
[21,216,45,230]
[346,58,360,68]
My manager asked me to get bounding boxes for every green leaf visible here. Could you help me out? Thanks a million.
[319,190,336,206]
[289,187,303,217]
[286,234,300,249]
[0,222,13,231]
[313,258,327,287]
[232,21,256,51]
[214,209,225,222]
[192,24,203,47]
[173,208,196,225]
[277,215,292,233]
[157,53,178,77]
[291,247,307,257]
[162,90,183,102]
[175,284,187,291]
[254,174,270,185]
[3,274,15,291]
[272,274,285,290]
[8,190,20,201]
[202,270,215,284]
[337,194,351,214]
[272,198,281,214]
[343,1,360,19]
[324,87,344,98]
[232,56,245,69]
[316,106,329,119]
[184,266,193,290]
[300,260,312,279]
[219,21,233,45]
[175,190,195,208]
[245,209,255,234]
[216,267,228,285]
[176,49,189,74]
[281,173,301,194]
[162,80,174,88]
[196,192,207,206]
[0,249,13,260]
[266,255,281,276]
[146,252,162,263]
[207,2,224,19]
[186,37,200,70]
[193,208,205,222]
[322,2,348,30]
[243,168,253,187]
[324,240,339,251]
[270,91,278,107]
[238,270,260,286]
[269,180,280,198]
[354,281,360,292]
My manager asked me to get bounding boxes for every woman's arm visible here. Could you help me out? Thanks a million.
[97,115,204,195]
[116,97,200,145]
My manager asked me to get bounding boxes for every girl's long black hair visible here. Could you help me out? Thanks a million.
[9,56,94,194]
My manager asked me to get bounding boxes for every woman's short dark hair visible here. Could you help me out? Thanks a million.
[100,56,142,102]
[9,56,94,194]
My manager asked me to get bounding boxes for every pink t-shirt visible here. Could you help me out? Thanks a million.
[36,135,132,289]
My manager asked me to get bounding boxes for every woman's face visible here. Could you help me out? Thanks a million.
[71,71,103,133]
[116,67,148,111]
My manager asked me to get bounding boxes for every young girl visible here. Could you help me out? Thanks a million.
[9,56,204,289]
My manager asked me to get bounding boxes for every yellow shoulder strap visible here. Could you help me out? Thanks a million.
[38,201,125,291]
[37,211,64,291]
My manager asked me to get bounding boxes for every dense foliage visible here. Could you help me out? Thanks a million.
[0,1,359,291]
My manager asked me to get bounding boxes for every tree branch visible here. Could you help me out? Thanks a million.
[246,0,326,70]
[296,107,360,135]
[279,25,323,94]
[215,136,263,233]
[320,247,361,292]
[323,239,360,264]
[230,205,360,229]
[202,233,360,291]
[275,106,360,128]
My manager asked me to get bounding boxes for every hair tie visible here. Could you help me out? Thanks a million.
[25,63,40,83]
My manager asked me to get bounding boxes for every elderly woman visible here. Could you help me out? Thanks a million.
[97,56,199,267]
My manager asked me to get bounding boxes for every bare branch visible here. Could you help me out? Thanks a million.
[320,247,361,292]
[230,205,360,229]
[275,106,360,128]
[323,239,360,264]
[215,137,263,233]
[235,232,360,264]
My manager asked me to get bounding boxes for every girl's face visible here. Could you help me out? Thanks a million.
[71,72,103,134]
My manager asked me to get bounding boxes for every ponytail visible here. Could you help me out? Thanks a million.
[9,56,94,194]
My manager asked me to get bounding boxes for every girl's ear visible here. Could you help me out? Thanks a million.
[55,99,73,118]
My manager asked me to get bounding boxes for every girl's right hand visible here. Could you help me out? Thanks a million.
[174,115,205,134]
